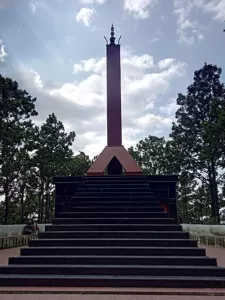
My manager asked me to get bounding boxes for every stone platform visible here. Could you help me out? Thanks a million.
[0,175,225,288]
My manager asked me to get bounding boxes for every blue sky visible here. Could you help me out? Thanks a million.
[0,0,225,157]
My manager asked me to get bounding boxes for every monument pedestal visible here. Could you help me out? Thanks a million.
[87,146,143,176]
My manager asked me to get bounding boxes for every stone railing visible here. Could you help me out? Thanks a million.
[190,233,225,248]
[0,234,37,250]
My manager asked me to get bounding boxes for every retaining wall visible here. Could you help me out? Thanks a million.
[1,223,225,237]
[1,224,225,249]
[182,224,225,236]
[0,224,50,237]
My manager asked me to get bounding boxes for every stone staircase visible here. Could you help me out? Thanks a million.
[0,175,225,288]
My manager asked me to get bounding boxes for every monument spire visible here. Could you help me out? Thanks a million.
[106,23,122,147]
[87,25,143,175]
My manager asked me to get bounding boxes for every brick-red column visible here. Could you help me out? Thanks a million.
[106,44,122,146]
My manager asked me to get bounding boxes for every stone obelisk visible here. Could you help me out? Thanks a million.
[87,25,143,176]
[106,24,122,147]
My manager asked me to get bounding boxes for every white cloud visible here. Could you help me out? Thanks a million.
[122,54,155,73]
[74,52,155,76]
[9,51,187,158]
[174,0,225,45]
[74,57,105,73]
[159,98,178,117]
[174,0,205,45]
[29,69,44,89]
[50,74,104,107]
[136,113,174,137]
[150,37,160,43]
[76,7,95,27]
[0,40,7,62]
[29,0,38,13]
[137,113,172,128]
[158,58,176,70]
[200,0,225,21]
[80,0,106,4]
[124,0,158,19]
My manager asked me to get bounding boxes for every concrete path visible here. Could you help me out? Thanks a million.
[0,294,225,299]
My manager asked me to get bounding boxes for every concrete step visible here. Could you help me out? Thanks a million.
[70,195,157,201]
[52,218,176,225]
[62,206,164,213]
[27,175,223,289]
[84,175,147,180]
[9,255,217,266]
[83,183,150,189]
[75,191,153,197]
[0,274,224,288]
[45,224,182,232]
[57,212,169,218]
[81,181,148,186]
[66,201,160,207]
[20,246,205,256]
[38,230,188,239]
[83,178,148,184]
[77,187,153,192]
[29,238,197,247]
[0,265,225,277]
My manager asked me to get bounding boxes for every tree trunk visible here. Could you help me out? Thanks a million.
[200,202,203,224]
[41,186,45,224]
[4,180,9,225]
[50,189,55,220]
[208,168,216,222]
[38,181,44,223]
[185,201,188,223]
[211,158,220,224]
[20,184,25,224]
[45,181,50,223]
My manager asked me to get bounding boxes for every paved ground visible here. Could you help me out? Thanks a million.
[0,244,225,299]
[0,247,21,265]
[1,294,225,299]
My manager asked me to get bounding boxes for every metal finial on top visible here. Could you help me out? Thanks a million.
[104,24,122,45]
[111,24,114,33]
[110,24,116,44]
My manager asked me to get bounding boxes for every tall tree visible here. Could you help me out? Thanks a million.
[34,113,76,223]
[128,135,169,175]
[170,63,225,224]
[0,75,38,224]
[68,152,92,176]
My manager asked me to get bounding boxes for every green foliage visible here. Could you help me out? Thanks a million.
[128,63,225,224]
[170,63,225,224]
[68,152,92,176]
[0,74,38,224]
[129,136,168,174]
[128,136,180,175]
[0,75,91,224]
[1,62,225,225]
